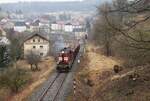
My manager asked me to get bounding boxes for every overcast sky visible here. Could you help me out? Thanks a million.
[0,0,84,3]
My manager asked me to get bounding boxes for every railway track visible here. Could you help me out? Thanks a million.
[38,73,67,101]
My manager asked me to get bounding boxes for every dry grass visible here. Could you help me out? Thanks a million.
[8,56,56,101]
[0,89,11,101]
[97,66,150,101]
[79,44,121,84]
[86,44,120,71]
[67,44,121,101]
[69,43,150,101]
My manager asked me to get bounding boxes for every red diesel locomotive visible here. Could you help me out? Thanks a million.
[56,45,80,72]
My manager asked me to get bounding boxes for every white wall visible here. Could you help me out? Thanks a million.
[64,25,73,32]
[14,26,27,32]
[24,36,50,57]
[51,23,65,31]
[51,24,58,30]
[24,44,49,57]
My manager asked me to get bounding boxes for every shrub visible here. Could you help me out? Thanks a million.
[0,68,31,93]
[26,51,41,71]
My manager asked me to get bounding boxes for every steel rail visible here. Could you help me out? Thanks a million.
[38,73,60,101]
[52,74,67,101]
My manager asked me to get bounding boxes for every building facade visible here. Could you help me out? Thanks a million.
[24,34,50,57]
[64,23,73,32]
[14,21,27,32]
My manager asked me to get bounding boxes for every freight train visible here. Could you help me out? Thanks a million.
[56,45,80,72]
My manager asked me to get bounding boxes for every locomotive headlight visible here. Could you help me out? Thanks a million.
[64,57,69,61]
[62,51,65,53]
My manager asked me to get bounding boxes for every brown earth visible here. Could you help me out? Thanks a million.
[68,44,150,101]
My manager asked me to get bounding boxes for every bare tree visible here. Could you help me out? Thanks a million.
[105,0,150,50]
[94,0,150,66]
[93,2,117,56]
[26,51,41,71]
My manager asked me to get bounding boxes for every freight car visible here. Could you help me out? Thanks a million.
[56,45,80,72]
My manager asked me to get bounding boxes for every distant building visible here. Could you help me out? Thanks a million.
[1,18,10,23]
[39,25,50,33]
[39,21,50,33]
[73,28,86,39]
[14,21,27,32]
[30,19,50,33]
[3,22,14,29]
[51,22,65,31]
[24,33,50,57]
[51,22,58,30]
[64,23,73,32]
[73,25,84,29]
[51,21,85,33]
[30,19,40,32]
[0,19,14,29]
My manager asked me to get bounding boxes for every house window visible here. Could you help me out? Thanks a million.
[38,39,40,42]
[40,46,43,48]
[33,46,36,49]
[40,53,43,56]
[33,39,35,42]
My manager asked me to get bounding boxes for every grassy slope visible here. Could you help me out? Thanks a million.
[68,44,150,101]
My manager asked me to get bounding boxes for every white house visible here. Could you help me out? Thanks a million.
[30,20,40,32]
[73,25,84,29]
[14,21,27,32]
[51,23,58,31]
[51,22,65,31]
[64,23,73,32]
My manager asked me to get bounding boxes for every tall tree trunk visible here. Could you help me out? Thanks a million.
[31,64,33,71]
[106,41,111,56]
[14,58,17,69]
[35,64,38,71]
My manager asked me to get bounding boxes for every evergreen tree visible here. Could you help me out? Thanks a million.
[0,45,10,67]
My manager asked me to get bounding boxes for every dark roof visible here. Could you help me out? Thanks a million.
[52,21,57,24]
[31,20,40,26]
[65,23,72,25]
[15,21,26,26]
[24,32,49,43]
